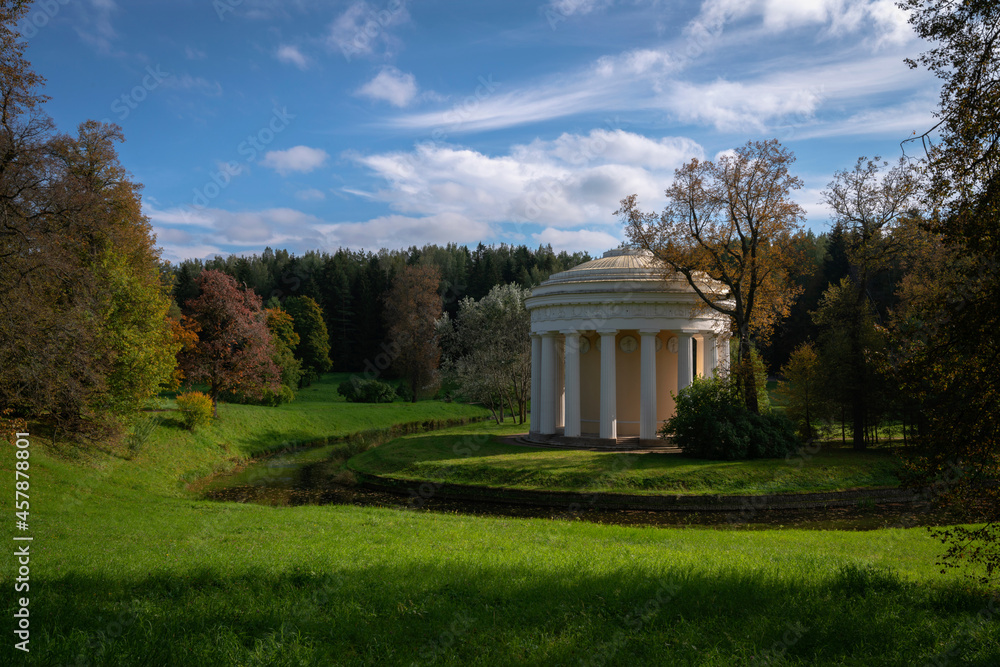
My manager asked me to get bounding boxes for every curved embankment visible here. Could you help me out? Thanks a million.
[350,469,925,512]
[346,432,924,512]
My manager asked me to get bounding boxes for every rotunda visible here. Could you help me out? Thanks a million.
[524,248,732,446]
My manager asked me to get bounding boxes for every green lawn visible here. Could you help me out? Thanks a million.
[2,381,996,666]
[347,426,903,496]
[123,373,491,496]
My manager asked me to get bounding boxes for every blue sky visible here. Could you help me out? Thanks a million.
[24,0,938,262]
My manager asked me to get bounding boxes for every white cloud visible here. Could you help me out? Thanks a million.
[386,35,923,136]
[158,242,225,263]
[148,129,701,260]
[348,129,703,230]
[162,74,224,97]
[660,52,927,133]
[144,203,216,228]
[516,130,703,170]
[389,78,615,135]
[689,0,914,47]
[295,188,327,201]
[791,96,937,140]
[547,0,614,18]
[356,67,418,107]
[327,1,410,60]
[75,0,118,54]
[184,46,206,60]
[150,204,331,257]
[534,227,621,254]
[276,45,308,70]
[260,146,329,175]
[318,212,492,249]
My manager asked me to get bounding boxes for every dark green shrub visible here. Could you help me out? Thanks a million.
[337,378,397,403]
[662,376,799,460]
[395,381,414,403]
[221,383,295,407]
[260,384,296,406]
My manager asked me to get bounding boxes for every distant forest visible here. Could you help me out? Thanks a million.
[162,228,903,376]
[164,243,592,373]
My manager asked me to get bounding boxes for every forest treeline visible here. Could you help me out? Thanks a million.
[164,243,591,373]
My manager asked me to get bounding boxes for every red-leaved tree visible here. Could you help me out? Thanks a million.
[179,270,280,416]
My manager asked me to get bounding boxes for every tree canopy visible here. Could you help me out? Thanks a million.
[179,270,280,416]
[619,138,806,413]
[439,283,532,424]
[0,8,176,438]
[283,296,332,386]
[384,264,442,402]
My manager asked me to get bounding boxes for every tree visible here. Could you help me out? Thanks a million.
[776,343,823,439]
[263,306,302,402]
[439,283,532,424]
[179,270,280,416]
[821,156,920,448]
[896,0,1000,583]
[384,265,442,402]
[618,138,806,413]
[759,230,835,374]
[283,296,331,386]
[0,7,177,438]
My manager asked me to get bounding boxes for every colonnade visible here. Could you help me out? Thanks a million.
[530,329,730,442]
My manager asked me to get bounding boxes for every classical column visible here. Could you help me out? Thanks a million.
[530,334,541,434]
[540,332,557,435]
[702,333,719,378]
[562,330,581,438]
[639,330,658,441]
[677,331,694,391]
[599,330,618,440]
[717,334,731,378]
[555,337,565,430]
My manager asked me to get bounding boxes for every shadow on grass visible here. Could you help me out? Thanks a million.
[17,561,999,666]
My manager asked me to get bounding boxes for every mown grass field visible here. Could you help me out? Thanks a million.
[2,377,997,665]
[347,426,903,496]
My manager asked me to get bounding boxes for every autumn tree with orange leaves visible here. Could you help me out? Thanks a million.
[617,138,806,414]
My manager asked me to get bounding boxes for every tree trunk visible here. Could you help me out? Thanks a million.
[738,329,759,414]
[505,387,518,426]
[841,406,846,445]
[850,280,868,450]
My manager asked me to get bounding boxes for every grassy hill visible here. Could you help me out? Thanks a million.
[1,377,996,665]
